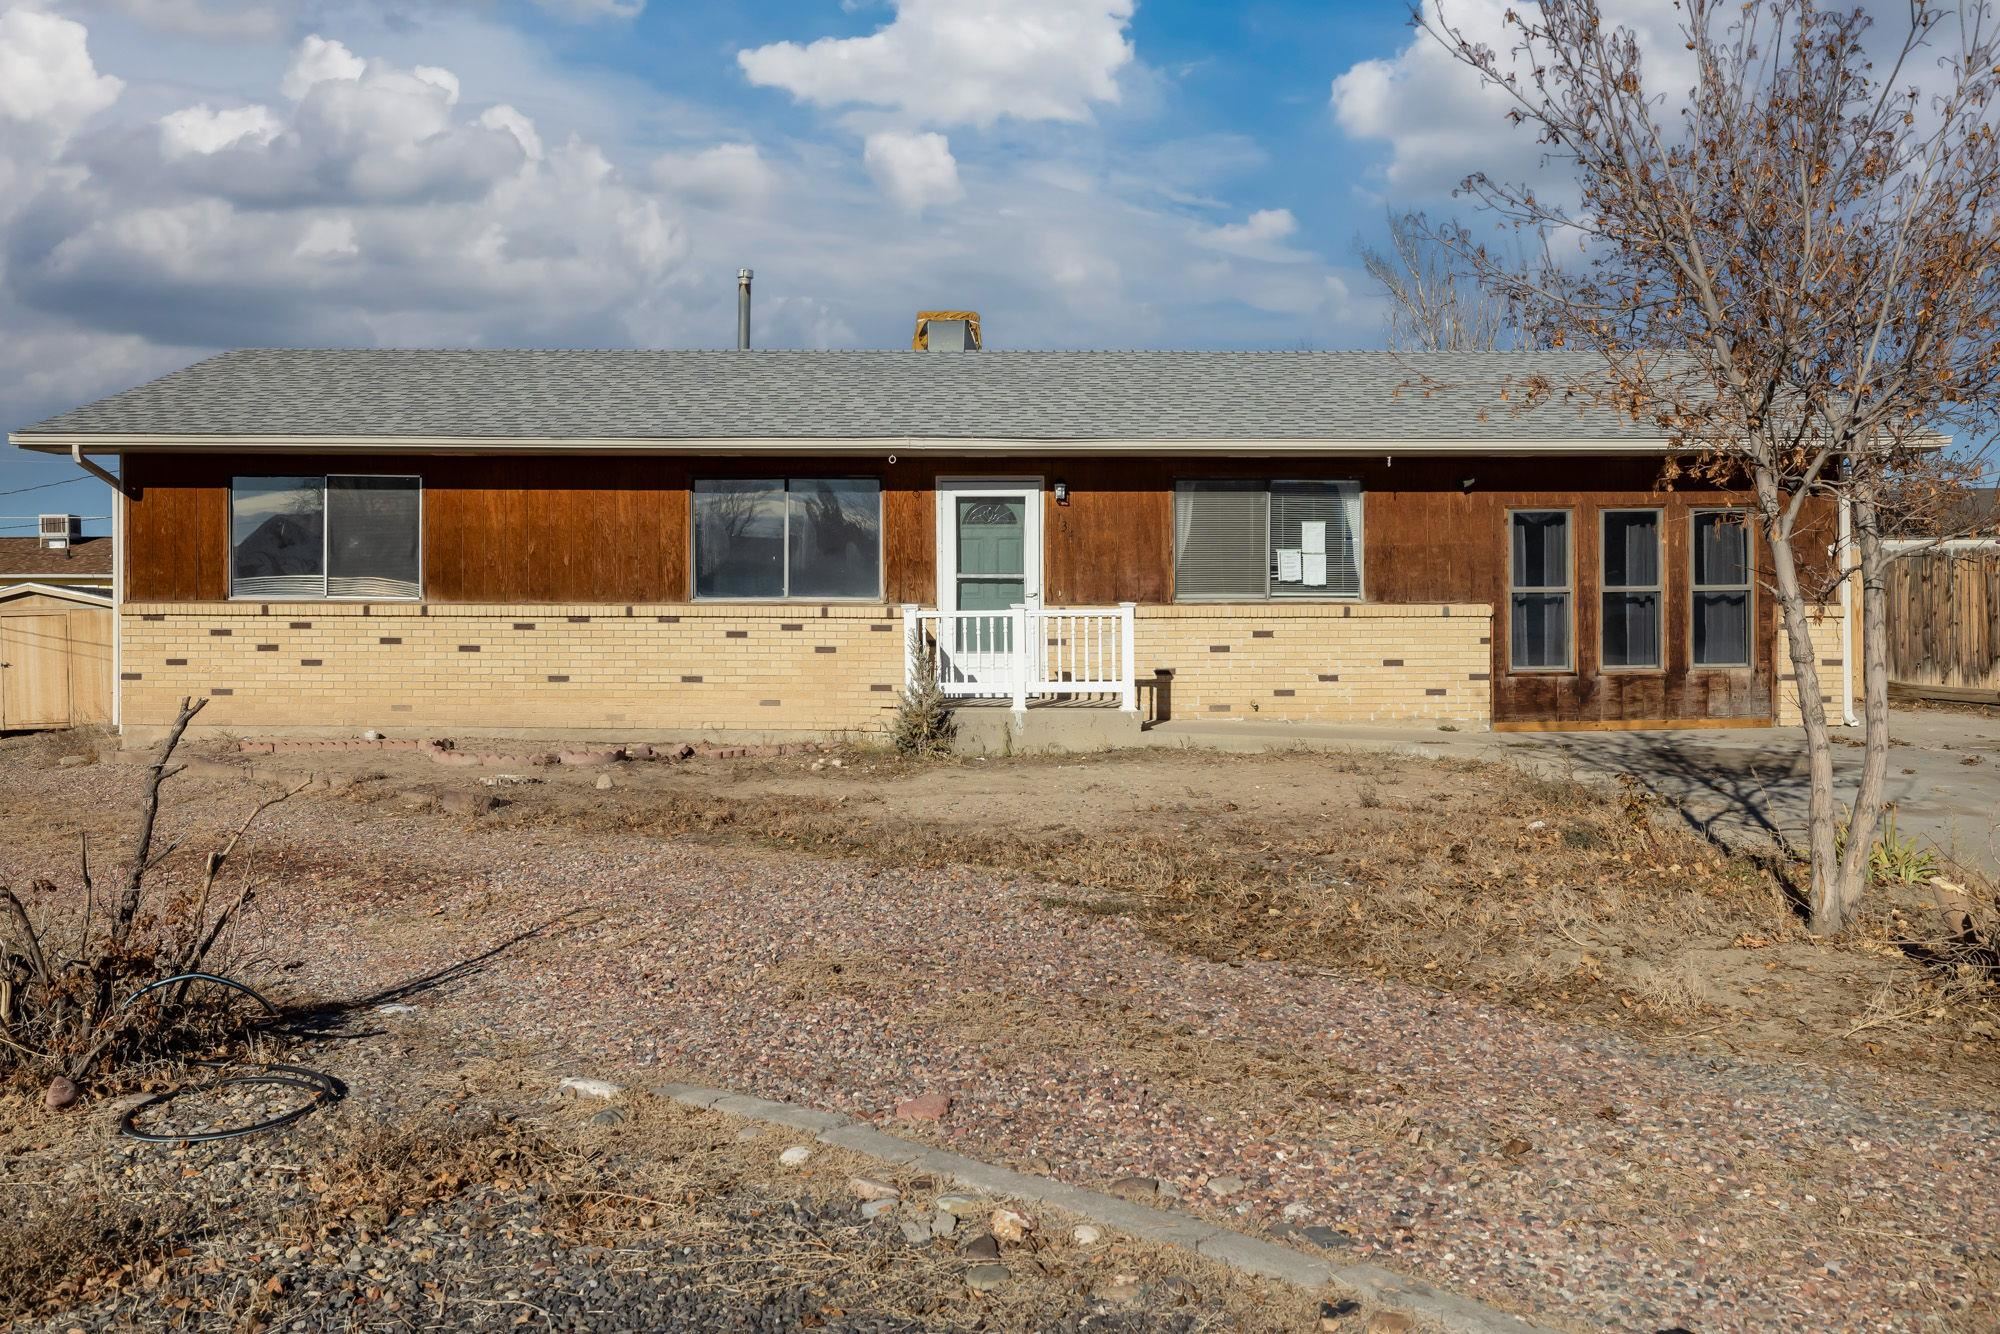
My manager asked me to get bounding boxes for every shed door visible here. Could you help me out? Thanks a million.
[0,615,73,730]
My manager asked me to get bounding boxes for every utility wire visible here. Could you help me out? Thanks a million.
[0,475,96,498]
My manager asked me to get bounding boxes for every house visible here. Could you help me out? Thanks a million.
[7,340,1854,745]
[0,520,113,594]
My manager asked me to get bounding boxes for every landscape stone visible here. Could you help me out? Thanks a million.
[1071,1225,1104,1246]
[778,1146,813,1167]
[848,1177,901,1202]
[557,1076,623,1101]
[44,1076,79,1110]
[899,1219,933,1245]
[931,1210,958,1238]
[1205,1174,1247,1197]
[894,1092,952,1121]
[594,773,614,790]
[964,1263,1010,1293]
[988,1207,1033,1242]
[1365,1314,1416,1334]
[56,754,88,768]
[859,1199,895,1221]
[1091,1274,1144,1307]
[1106,1176,1159,1202]
[959,1233,1001,1260]
[933,1195,985,1219]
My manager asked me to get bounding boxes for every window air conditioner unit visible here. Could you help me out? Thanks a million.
[39,514,81,549]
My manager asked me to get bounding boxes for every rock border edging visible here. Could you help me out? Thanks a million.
[650,1082,1556,1334]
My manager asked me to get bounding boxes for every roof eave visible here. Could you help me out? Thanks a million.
[10,431,1681,456]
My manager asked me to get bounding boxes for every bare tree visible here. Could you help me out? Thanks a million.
[1358,210,1518,350]
[1421,0,2000,932]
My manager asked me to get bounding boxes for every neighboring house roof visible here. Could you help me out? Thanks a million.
[9,348,1681,452]
[0,581,112,608]
[0,536,113,580]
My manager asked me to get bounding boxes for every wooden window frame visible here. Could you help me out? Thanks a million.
[227,474,423,603]
[1690,507,1756,669]
[1599,507,1664,673]
[1171,478,1365,603]
[1507,507,1575,673]
[690,476,885,603]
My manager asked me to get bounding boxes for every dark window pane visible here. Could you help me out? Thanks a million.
[1693,512,1750,586]
[694,480,785,598]
[327,476,420,599]
[1511,593,1571,669]
[1174,482,1268,599]
[787,479,880,598]
[1603,511,1660,588]
[231,476,324,598]
[1694,591,1751,666]
[1511,511,1569,589]
[1602,592,1662,668]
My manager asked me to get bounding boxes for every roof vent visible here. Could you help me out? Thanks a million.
[38,514,80,550]
[914,310,980,352]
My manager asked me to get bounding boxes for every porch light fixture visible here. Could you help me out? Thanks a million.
[1461,476,1477,491]
[1053,480,1070,504]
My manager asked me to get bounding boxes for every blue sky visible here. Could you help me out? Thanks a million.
[0,0,1572,528]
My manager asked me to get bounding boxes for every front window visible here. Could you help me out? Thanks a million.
[1509,509,1572,670]
[1172,479,1362,600]
[1692,510,1754,667]
[694,478,882,599]
[1601,509,1663,669]
[230,475,420,600]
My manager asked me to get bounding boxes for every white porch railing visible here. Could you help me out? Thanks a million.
[903,602,1137,712]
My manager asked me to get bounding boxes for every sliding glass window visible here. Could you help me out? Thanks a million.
[1601,509,1663,669]
[230,475,420,600]
[1509,509,1572,671]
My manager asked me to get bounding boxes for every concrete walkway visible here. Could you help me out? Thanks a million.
[1144,709,2000,877]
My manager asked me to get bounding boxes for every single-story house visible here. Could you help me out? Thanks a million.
[8,341,1855,744]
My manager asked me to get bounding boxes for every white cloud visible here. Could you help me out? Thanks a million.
[0,8,123,135]
[739,0,1134,129]
[1204,207,1297,252]
[862,130,961,211]
[159,102,281,157]
[479,105,543,163]
[532,0,644,19]
[281,34,365,101]
[653,142,779,207]
[72,0,286,40]
[1331,0,1697,202]
[293,216,356,259]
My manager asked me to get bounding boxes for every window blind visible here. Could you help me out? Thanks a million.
[1270,480,1361,599]
[1173,481,1268,600]
[327,476,421,599]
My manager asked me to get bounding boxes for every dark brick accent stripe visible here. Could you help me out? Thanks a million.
[256,644,278,652]
[209,628,232,636]
[1207,703,1231,712]
[1468,672,1491,681]
[567,616,591,623]
[1273,688,1296,697]
[781,623,804,631]
[288,621,312,629]
[814,645,837,654]
[378,636,402,645]
[681,675,703,683]
[120,672,142,681]
[458,644,481,653]
[1425,688,1448,696]
[547,674,570,682]
[1317,673,1339,682]
[210,687,233,696]
[1382,658,1404,667]
[301,659,322,667]
[391,705,412,712]
[513,622,536,630]
[165,658,186,666]
[657,615,681,624]
[1252,630,1275,639]
[1479,636,1491,646]
[141,614,164,622]
[1209,644,1230,653]
[870,683,894,692]
[759,699,781,707]
[870,623,894,632]
[1821,657,1844,667]
[726,630,749,639]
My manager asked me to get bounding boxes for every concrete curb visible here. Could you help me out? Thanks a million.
[651,1082,1556,1334]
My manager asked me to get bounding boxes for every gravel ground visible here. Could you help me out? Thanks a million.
[4,754,1996,1332]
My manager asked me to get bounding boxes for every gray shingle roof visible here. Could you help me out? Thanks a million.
[14,348,1668,443]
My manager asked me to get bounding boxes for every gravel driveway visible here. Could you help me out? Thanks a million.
[4,757,1995,1332]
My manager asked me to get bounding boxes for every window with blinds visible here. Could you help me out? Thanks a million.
[1173,480,1363,600]
[230,475,421,600]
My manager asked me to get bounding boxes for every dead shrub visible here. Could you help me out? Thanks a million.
[0,698,307,1095]
[0,1184,205,1318]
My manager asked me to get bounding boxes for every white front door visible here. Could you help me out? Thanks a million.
[935,479,1041,687]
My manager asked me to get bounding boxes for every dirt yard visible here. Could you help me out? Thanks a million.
[2,728,1997,1332]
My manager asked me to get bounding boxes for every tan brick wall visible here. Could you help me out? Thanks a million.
[119,602,905,738]
[1134,603,1492,725]
[1774,603,1852,726]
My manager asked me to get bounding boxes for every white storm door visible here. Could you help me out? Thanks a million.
[935,480,1042,688]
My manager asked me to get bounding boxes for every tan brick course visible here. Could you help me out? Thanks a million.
[1135,603,1492,725]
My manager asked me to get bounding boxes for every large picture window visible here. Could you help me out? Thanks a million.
[694,478,881,600]
[1172,479,1362,600]
[1692,510,1754,667]
[1601,509,1663,669]
[230,475,420,600]
[1509,509,1572,671]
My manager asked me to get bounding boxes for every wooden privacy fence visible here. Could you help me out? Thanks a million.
[1887,547,2000,705]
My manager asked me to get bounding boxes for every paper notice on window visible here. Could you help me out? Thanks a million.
[1301,521,1326,555]
[1277,548,1303,583]
[1302,552,1328,586]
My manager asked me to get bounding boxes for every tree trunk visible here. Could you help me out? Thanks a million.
[1757,474,1845,933]
[1832,486,1893,926]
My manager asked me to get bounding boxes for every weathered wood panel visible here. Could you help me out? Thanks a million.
[0,613,70,728]
[1888,549,2000,698]
[65,607,113,724]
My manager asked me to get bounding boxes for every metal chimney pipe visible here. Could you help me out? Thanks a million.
[737,268,753,350]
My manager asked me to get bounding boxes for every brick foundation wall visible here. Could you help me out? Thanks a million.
[119,603,905,738]
[1775,604,1852,726]
[1134,603,1492,725]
